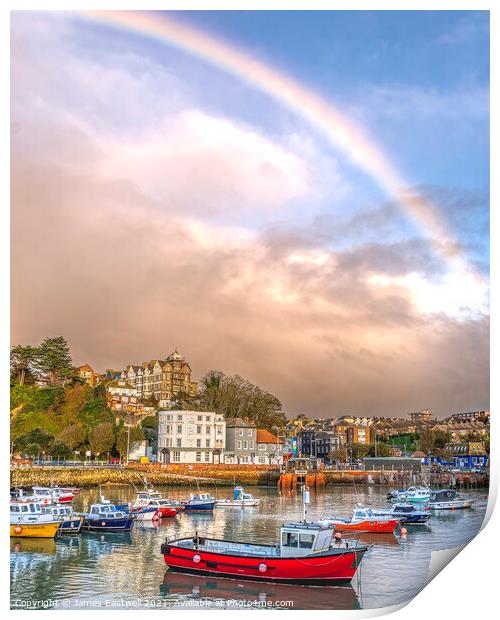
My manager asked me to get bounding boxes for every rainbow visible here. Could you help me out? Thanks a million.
[81,10,476,279]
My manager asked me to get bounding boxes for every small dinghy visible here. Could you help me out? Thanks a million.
[215,486,261,508]
[319,507,399,533]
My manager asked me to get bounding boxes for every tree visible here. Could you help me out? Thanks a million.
[50,440,72,459]
[369,441,392,457]
[115,426,145,460]
[17,427,54,452]
[10,345,38,385]
[88,422,115,456]
[56,423,86,450]
[418,429,435,454]
[34,337,75,385]
[191,371,286,431]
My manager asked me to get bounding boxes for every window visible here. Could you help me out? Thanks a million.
[206,416,211,422]
[196,439,201,448]
[243,441,247,449]
[177,415,182,421]
[248,430,252,436]
[205,426,210,434]
[196,452,201,462]
[21,505,28,512]
[281,532,298,547]
[237,441,242,450]
[259,444,266,450]
[299,534,315,549]
[198,415,202,421]
[177,425,182,434]
[176,438,182,447]
[239,429,244,436]
[197,426,202,434]
[206,439,210,448]
[173,451,180,462]
[249,442,254,450]
[204,452,210,462]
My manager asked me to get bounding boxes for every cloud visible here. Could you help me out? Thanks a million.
[10,12,489,417]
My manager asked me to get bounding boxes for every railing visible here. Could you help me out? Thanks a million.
[15,460,123,469]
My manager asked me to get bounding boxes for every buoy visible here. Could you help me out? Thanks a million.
[400,527,407,535]
[14,526,22,535]
[101,521,106,526]
[259,563,267,573]
[334,532,342,540]
[193,554,201,564]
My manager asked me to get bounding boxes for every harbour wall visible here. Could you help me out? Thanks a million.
[10,464,489,489]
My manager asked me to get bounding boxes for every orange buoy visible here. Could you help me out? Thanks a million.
[14,526,22,535]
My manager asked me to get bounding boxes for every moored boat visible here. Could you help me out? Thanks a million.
[10,500,61,538]
[82,498,135,532]
[388,486,431,505]
[41,504,83,533]
[182,492,216,512]
[371,503,431,524]
[428,489,474,510]
[31,486,74,504]
[215,486,261,508]
[161,521,369,584]
[319,507,399,533]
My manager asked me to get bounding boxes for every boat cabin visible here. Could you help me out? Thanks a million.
[10,501,44,515]
[42,505,74,517]
[279,522,334,557]
[352,507,377,521]
[190,493,214,502]
[88,503,127,518]
[137,491,162,503]
[429,490,459,502]
[234,487,254,501]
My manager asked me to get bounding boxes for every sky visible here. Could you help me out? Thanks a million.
[10,10,490,418]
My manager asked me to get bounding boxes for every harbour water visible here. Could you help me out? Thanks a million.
[10,486,488,610]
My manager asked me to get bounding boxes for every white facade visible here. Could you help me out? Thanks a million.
[158,410,226,464]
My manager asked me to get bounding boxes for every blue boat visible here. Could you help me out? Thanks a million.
[82,499,135,532]
[182,492,215,511]
[372,503,431,524]
[42,504,83,533]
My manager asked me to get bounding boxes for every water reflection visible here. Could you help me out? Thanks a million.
[160,572,360,610]
[10,486,487,610]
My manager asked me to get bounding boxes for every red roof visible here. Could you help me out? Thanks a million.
[256,429,284,444]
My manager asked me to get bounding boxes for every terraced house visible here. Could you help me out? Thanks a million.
[122,348,198,404]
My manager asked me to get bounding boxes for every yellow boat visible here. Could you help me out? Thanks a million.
[10,522,60,538]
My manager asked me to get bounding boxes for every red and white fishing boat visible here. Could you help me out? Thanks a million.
[161,521,369,585]
[134,488,181,517]
[319,507,399,533]
[31,486,74,504]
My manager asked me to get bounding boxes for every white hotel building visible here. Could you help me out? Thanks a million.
[157,410,226,464]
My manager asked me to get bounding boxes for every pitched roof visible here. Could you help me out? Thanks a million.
[226,418,256,428]
[256,429,284,444]
[78,364,94,372]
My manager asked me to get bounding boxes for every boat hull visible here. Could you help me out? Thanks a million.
[183,502,215,512]
[10,522,60,538]
[330,519,398,533]
[59,518,83,533]
[215,500,260,507]
[429,500,473,510]
[82,517,134,532]
[157,507,179,517]
[161,543,367,585]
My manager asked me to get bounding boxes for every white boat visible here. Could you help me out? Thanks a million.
[31,486,74,504]
[388,486,431,504]
[215,486,261,507]
[428,489,474,510]
[41,504,83,533]
[10,500,62,538]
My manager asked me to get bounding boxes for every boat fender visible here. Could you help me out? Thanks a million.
[400,527,407,536]
[193,554,201,564]
[14,526,22,535]
[101,522,106,527]
[334,532,342,540]
[259,563,267,573]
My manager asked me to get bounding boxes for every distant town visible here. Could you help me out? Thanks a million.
[10,338,489,473]
[75,350,489,472]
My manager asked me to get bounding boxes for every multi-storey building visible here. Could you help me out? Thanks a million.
[122,349,198,403]
[224,418,257,464]
[255,429,285,465]
[409,409,433,423]
[157,410,225,464]
[78,364,98,387]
